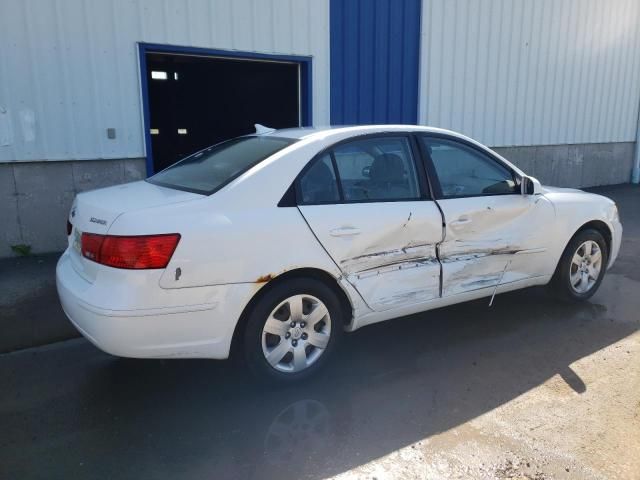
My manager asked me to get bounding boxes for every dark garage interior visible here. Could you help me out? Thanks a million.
[145,51,304,172]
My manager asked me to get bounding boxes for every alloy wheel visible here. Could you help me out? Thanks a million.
[569,240,603,294]
[261,294,332,373]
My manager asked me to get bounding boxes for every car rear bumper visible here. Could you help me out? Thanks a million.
[56,251,259,359]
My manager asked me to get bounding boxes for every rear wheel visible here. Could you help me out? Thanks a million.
[551,229,608,301]
[243,278,343,383]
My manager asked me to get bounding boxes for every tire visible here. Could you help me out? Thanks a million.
[551,228,608,301]
[243,277,344,383]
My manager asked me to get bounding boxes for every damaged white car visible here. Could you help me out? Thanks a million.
[56,125,622,382]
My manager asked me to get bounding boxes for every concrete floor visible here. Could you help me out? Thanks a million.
[1,184,638,480]
[0,253,77,353]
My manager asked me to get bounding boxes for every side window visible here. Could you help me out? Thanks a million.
[332,137,420,201]
[422,137,517,198]
[298,154,340,204]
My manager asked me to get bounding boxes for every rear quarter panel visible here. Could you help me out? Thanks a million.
[107,201,342,288]
[108,198,371,320]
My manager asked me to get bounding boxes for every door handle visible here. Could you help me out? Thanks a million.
[450,216,471,226]
[329,226,361,237]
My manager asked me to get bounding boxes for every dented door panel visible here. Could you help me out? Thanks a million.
[437,195,555,296]
[298,202,443,311]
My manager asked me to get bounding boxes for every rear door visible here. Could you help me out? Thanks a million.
[297,135,443,311]
[419,134,555,297]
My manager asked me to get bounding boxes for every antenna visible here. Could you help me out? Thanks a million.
[254,124,276,135]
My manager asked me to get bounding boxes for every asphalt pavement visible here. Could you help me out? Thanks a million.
[1,184,639,480]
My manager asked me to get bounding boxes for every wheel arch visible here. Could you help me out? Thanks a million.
[553,219,612,277]
[573,220,612,257]
[229,267,354,359]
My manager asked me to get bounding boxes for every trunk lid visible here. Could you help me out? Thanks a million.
[67,181,202,282]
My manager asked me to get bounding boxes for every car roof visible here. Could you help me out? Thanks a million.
[256,124,461,140]
[248,124,526,179]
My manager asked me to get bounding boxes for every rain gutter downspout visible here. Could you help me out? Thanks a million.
[632,92,640,183]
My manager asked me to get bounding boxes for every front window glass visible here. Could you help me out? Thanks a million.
[422,137,517,197]
[147,136,295,195]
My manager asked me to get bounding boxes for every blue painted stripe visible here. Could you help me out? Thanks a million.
[330,0,422,125]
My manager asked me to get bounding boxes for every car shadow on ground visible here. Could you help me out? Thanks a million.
[2,276,638,479]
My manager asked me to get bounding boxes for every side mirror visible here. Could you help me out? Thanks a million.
[521,175,542,195]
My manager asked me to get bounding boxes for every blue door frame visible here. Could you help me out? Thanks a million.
[138,42,313,176]
[330,0,421,125]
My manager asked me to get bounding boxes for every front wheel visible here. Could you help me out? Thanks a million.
[551,229,608,301]
[243,278,344,383]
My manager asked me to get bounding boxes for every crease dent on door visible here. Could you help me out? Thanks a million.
[345,249,440,308]
[299,203,443,312]
[439,238,530,292]
[340,240,438,275]
[437,196,554,296]
[339,216,440,309]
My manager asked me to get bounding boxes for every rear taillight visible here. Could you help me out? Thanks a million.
[81,233,105,261]
[81,233,180,269]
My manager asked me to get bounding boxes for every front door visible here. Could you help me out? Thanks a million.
[297,135,443,311]
[420,135,555,297]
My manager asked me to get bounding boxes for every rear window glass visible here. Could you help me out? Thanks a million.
[147,136,296,195]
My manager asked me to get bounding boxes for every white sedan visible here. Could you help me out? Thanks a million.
[57,125,622,382]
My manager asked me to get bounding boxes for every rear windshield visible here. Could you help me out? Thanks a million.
[147,136,296,195]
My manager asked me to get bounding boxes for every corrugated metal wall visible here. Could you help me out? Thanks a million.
[0,0,330,162]
[419,0,640,147]
[330,0,421,125]
[2,0,640,162]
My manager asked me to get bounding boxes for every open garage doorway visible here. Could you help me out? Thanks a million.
[139,44,312,174]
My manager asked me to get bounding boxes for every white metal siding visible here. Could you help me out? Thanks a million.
[419,0,640,147]
[0,0,330,162]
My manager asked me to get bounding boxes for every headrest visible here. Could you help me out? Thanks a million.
[369,153,405,182]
